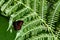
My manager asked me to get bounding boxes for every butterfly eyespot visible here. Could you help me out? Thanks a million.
[13,20,24,30]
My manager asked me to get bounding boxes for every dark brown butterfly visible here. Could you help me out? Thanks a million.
[13,20,24,30]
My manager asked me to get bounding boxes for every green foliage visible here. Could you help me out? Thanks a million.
[0,15,16,40]
[48,0,60,27]
[0,0,60,40]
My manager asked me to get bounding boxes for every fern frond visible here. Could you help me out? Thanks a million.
[22,0,48,21]
[37,0,48,21]
[15,24,55,40]
[48,0,60,27]
[15,25,49,40]
[26,34,58,40]
[0,0,5,7]
[1,0,12,12]
[5,2,21,16]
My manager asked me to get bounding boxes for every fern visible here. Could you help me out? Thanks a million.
[1,0,12,12]
[26,34,58,40]
[0,0,5,7]
[37,0,48,21]
[0,0,60,40]
[15,25,56,40]
[48,0,60,27]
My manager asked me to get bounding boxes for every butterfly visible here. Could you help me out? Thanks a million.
[13,20,24,30]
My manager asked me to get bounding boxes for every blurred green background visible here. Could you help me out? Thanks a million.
[0,15,16,40]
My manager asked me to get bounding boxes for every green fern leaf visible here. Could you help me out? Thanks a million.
[0,0,5,7]
[48,0,60,27]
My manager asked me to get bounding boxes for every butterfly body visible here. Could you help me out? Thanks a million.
[13,20,23,30]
